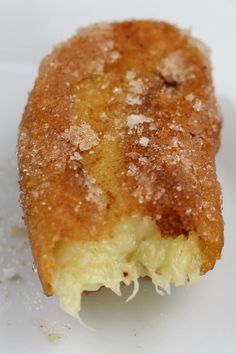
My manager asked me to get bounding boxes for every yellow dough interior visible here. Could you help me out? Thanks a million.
[53,215,201,318]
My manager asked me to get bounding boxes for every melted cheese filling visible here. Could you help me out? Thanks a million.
[53,216,201,318]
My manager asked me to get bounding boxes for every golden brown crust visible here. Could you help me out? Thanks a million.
[17,20,223,295]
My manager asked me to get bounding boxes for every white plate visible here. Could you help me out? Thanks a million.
[0,1,236,353]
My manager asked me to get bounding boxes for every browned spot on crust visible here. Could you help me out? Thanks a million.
[17,20,223,295]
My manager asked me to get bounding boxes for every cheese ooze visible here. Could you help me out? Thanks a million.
[53,215,201,318]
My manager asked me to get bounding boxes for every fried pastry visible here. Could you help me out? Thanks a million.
[17,20,224,318]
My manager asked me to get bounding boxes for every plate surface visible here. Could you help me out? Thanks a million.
[0,1,236,353]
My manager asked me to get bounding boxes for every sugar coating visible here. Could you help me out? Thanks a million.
[185,93,195,102]
[158,50,193,83]
[126,94,142,105]
[193,99,204,112]
[84,173,106,211]
[127,114,153,129]
[125,70,146,106]
[63,123,99,151]
[18,20,223,297]
[70,151,83,161]
[139,137,149,147]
